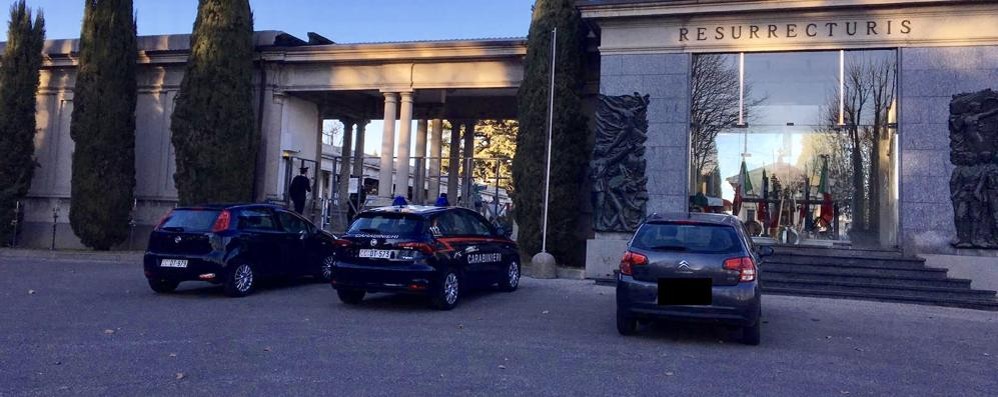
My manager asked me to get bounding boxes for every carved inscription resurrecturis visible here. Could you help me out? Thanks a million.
[680,20,912,42]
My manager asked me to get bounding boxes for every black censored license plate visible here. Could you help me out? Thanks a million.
[658,278,712,306]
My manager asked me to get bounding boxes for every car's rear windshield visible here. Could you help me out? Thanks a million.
[631,222,743,254]
[347,213,424,236]
[159,209,220,232]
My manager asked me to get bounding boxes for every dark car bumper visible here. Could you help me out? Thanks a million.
[616,275,761,327]
[331,260,439,294]
[144,253,225,283]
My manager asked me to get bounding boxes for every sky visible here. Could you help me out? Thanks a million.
[1,0,534,42]
[2,0,535,155]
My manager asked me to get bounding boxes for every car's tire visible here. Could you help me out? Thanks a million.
[148,279,179,294]
[431,270,461,310]
[224,263,256,297]
[497,260,520,292]
[315,255,335,282]
[741,321,761,346]
[336,289,365,305]
[616,310,638,336]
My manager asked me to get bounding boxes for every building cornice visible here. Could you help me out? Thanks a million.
[579,0,974,19]
[37,39,528,68]
[259,40,527,64]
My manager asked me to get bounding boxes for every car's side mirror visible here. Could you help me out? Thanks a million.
[758,246,775,257]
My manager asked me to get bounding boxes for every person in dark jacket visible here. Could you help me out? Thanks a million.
[289,166,311,214]
[434,193,449,207]
[392,195,408,206]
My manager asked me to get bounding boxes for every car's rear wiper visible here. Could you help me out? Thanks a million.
[162,226,185,232]
[358,228,382,234]
[649,245,687,251]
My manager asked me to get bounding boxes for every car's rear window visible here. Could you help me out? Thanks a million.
[631,222,743,254]
[159,209,220,232]
[347,213,424,236]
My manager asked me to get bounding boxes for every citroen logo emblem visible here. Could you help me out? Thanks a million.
[370,239,377,247]
[677,260,692,272]
[174,236,182,244]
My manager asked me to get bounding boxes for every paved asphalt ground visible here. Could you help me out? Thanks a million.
[1,256,996,396]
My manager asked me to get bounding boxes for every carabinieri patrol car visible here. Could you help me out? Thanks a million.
[329,205,520,310]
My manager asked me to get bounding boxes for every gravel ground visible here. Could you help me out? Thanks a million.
[0,256,995,396]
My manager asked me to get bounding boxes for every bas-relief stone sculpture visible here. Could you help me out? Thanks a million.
[592,93,650,232]
[949,89,998,248]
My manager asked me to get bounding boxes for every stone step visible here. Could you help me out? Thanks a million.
[761,279,997,300]
[768,245,911,260]
[762,271,973,289]
[762,262,949,279]
[763,286,998,311]
[765,255,926,270]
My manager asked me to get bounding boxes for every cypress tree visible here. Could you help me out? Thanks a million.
[69,0,137,250]
[0,1,44,246]
[512,0,589,265]
[170,0,257,205]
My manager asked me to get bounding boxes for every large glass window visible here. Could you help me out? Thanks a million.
[689,50,898,248]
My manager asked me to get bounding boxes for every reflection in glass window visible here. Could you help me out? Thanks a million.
[690,50,898,248]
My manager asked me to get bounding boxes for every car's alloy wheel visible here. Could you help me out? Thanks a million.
[498,261,520,292]
[432,271,460,310]
[224,264,255,297]
[444,273,459,305]
[318,255,335,281]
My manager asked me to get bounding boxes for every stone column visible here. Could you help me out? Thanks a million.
[428,119,443,202]
[461,120,477,208]
[413,119,428,204]
[313,114,324,221]
[353,121,366,178]
[447,121,461,203]
[337,119,355,210]
[379,93,398,197]
[394,92,414,199]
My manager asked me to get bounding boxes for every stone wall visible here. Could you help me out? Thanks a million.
[586,53,691,279]
[899,46,998,255]
[599,53,691,215]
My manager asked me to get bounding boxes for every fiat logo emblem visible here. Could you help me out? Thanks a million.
[370,239,377,247]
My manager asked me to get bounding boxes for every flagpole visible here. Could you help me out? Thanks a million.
[541,27,556,254]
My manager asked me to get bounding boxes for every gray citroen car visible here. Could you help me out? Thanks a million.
[615,212,773,345]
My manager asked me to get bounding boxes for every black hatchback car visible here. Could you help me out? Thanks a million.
[616,212,772,345]
[330,205,520,310]
[144,204,338,297]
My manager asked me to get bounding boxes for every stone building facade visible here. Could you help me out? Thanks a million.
[579,0,998,282]
[11,32,525,249]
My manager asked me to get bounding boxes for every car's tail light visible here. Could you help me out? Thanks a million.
[619,251,648,276]
[211,210,231,232]
[333,239,353,248]
[723,256,757,282]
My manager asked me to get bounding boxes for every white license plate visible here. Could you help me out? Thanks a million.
[358,249,393,259]
[161,259,188,268]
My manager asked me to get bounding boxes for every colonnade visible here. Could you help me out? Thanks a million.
[335,90,479,206]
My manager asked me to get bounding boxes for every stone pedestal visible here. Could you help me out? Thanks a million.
[585,232,632,280]
[531,252,557,279]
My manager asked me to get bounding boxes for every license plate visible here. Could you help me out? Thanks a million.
[658,278,712,306]
[161,259,188,268]
[358,249,393,259]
